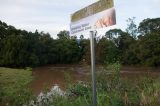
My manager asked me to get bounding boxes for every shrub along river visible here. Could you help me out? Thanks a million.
[31,65,160,95]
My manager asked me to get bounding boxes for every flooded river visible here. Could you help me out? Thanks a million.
[31,65,160,95]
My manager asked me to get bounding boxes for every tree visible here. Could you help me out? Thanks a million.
[79,38,90,64]
[105,28,137,65]
[137,32,160,66]
[57,30,70,39]
[138,18,160,36]
[126,17,138,39]
[96,37,120,64]
[105,29,125,47]
[0,18,160,67]
[80,35,84,40]
[105,29,122,39]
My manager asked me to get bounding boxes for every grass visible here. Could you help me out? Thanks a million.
[0,64,160,106]
[0,67,32,88]
[0,67,33,106]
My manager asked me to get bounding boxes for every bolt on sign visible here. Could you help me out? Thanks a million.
[70,0,116,36]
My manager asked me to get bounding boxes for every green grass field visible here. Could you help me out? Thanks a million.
[0,67,32,88]
[0,67,33,106]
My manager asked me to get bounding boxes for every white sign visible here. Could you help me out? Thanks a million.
[70,0,116,36]
[70,7,116,35]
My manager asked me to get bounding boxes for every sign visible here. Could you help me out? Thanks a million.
[70,1,116,106]
[70,0,116,35]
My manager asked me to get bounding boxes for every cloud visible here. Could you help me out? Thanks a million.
[0,0,159,38]
[153,0,160,4]
[0,0,98,38]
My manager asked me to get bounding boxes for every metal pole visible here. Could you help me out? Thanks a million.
[90,31,97,106]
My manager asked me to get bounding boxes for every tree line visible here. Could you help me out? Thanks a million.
[0,18,160,67]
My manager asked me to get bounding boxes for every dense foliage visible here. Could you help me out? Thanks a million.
[0,23,81,67]
[0,18,160,67]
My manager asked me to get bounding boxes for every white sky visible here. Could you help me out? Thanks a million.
[0,0,160,38]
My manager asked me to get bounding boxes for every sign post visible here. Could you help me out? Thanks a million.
[90,31,97,106]
[70,0,116,105]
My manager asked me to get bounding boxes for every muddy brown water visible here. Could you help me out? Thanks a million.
[31,65,160,95]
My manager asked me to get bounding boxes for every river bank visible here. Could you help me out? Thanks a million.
[1,64,160,105]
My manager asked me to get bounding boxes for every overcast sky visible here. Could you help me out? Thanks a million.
[0,0,160,38]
